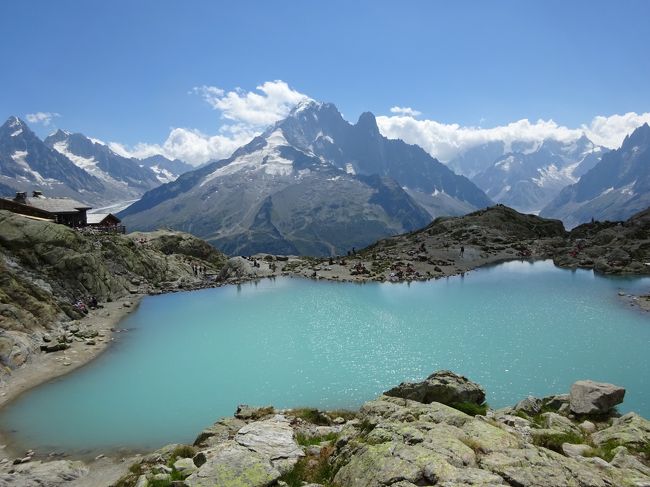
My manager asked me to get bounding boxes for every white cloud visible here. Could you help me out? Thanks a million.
[584,112,650,148]
[376,111,650,162]
[390,106,421,117]
[193,80,310,127]
[113,81,308,165]
[25,111,60,126]
[109,79,650,167]
[109,126,257,166]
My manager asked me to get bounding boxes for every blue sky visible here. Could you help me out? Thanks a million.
[1,0,649,164]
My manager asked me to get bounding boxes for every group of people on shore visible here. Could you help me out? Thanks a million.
[73,295,99,314]
[191,262,207,276]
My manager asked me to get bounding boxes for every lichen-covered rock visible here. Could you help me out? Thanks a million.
[514,396,543,415]
[592,412,650,449]
[0,459,88,486]
[384,370,486,406]
[540,412,581,435]
[184,441,280,487]
[569,380,625,415]
[479,447,610,487]
[193,416,246,448]
[234,415,304,473]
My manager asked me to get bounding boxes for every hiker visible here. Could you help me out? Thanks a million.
[460,245,465,258]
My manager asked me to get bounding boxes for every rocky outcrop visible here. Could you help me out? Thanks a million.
[0,210,226,374]
[384,370,486,406]
[0,459,88,486]
[109,373,650,487]
[570,380,626,415]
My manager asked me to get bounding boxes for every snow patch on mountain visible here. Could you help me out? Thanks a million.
[11,150,49,184]
[202,129,297,185]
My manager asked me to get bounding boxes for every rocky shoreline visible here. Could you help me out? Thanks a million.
[5,370,646,487]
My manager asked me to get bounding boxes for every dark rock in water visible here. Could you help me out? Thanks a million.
[384,370,485,406]
[570,380,625,415]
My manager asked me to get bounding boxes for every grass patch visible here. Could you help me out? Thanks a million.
[291,407,331,425]
[278,445,337,487]
[450,402,489,416]
[584,439,650,462]
[532,431,584,453]
[460,437,484,454]
[297,432,339,446]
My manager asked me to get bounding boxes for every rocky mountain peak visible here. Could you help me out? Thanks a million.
[355,111,379,136]
[622,122,650,150]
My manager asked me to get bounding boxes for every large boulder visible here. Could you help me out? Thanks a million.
[384,370,486,406]
[569,380,625,415]
[184,441,280,487]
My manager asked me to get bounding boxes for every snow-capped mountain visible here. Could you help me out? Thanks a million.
[0,116,104,201]
[541,123,650,228]
[275,101,492,215]
[120,101,491,256]
[44,130,161,198]
[0,115,193,207]
[139,155,194,184]
[471,136,606,214]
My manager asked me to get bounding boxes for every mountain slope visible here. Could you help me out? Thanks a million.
[278,101,492,214]
[45,130,161,198]
[121,102,494,256]
[120,125,432,256]
[472,136,605,214]
[541,123,650,228]
[0,117,105,201]
[139,154,194,183]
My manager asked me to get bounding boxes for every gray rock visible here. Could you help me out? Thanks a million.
[514,396,543,415]
[579,420,597,434]
[542,394,570,411]
[234,404,274,421]
[234,415,303,473]
[184,441,280,487]
[0,459,88,486]
[592,412,650,449]
[562,442,592,458]
[541,412,581,435]
[193,416,246,448]
[569,380,625,415]
[384,370,486,406]
[173,457,197,476]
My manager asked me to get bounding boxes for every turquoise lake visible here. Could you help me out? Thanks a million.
[1,260,650,455]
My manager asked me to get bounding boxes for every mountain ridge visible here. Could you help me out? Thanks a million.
[120,102,493,256]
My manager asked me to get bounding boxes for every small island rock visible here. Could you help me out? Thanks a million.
[384,370,486,406]
[569,380,625,415]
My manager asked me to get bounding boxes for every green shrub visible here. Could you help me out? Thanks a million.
[291,407,331,425]
[450,402,489,416]
[533,431,584,453]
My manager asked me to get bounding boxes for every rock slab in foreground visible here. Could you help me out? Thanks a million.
[570,380,626,415]
[384,370,486,406]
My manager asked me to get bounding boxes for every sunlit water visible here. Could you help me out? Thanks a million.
[2,260,649,454]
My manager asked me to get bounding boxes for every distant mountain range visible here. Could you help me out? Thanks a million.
[541,123,650,227]
[0,116,192,206]
[120,101,492,256]
[470,136,606,214]
[3,110,650,245]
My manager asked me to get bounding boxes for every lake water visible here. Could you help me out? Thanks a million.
[1,260,649,454]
